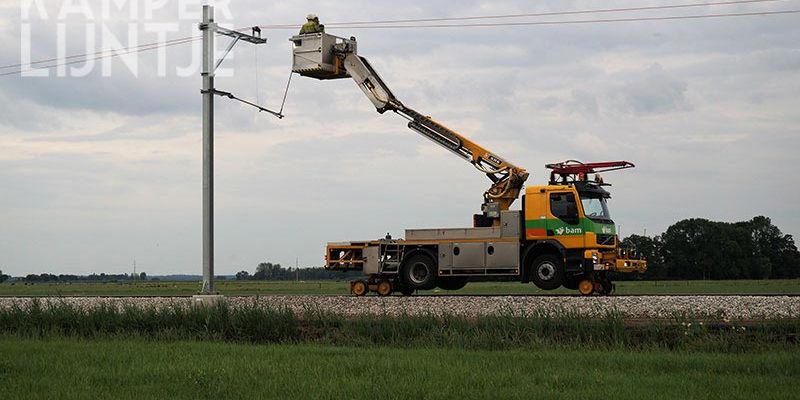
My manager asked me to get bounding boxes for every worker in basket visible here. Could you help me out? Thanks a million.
[300,14,324,34]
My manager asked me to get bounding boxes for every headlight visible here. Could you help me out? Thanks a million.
[592,253,599,262]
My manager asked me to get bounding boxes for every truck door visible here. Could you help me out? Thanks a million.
[547,191,584,248]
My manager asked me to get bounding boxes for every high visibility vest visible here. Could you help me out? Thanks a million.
[300,22,323,34]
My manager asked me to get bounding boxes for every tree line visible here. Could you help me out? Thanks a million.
[12,272,147,283]
[620,216,800,280]
[235,262,360,281]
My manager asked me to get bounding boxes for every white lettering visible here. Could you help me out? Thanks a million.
[57,23,67,76]
[20,0,48,20]
[145,23,178,76]
[20,23,48,77]
[102,0,138,19]
[101,23,138,77]
[19,1,241,78]
[70,24,96,77]
[144,0,169,19]
[58,0,95,20]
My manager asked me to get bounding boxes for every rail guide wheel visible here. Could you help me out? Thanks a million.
[578,279,595,296]
[376,280,393,297]
[351,280,368,297]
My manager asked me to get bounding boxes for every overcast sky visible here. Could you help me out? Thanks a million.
[0,1,798,276]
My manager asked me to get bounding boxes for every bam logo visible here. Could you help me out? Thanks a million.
[555,227,582,235]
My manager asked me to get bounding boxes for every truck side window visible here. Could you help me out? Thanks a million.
[550,192,579,223]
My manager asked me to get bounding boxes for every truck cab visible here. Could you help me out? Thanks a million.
[521,175,645,294]
[524,183,616,250]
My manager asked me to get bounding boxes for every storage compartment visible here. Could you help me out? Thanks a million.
[485,242,519,269]
[451,242,485,269]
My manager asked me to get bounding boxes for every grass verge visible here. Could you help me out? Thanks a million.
[0,300,797,351]
[0,338,797,400]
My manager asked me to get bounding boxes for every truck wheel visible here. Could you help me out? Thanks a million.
[402,254,437,290]
[399,286,415,296]
[530,254,565,290]
[351,280,368,296]
[437,278,468,291]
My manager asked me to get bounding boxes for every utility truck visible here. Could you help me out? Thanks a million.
[291,33,646,296]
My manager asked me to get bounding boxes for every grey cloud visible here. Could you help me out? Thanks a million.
[25,114,197,142]
[610,63,690,115]
[567,89,599,117]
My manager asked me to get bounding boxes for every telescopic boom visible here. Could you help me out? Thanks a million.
[291,33,529,216]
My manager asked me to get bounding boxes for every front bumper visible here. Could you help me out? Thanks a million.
[614,258,647,273]
[583,250,647,273]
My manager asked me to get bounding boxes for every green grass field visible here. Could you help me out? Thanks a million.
[0,300,797,399]
[1,278,798,296]
[0,338,796,400]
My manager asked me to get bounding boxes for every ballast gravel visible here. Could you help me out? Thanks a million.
[1,295,798,320]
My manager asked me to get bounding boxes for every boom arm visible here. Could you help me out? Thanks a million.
[291,33,528,213]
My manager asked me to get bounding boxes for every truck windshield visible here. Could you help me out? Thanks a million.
[580,196,611,222]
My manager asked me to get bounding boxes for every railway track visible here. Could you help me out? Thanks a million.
[2,294,799,320]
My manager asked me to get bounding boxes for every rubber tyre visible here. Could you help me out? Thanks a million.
[437,277,468,291]
[530,254,565,291]
[399,286,415,296]
[351,280,368,297]
[401,254,437,290]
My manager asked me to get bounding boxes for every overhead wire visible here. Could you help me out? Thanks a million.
[353,9,800,28]
[0,35,198,70]
[0,36,200,77]
[2,1,798,77]
[323,0,786,24]
[257,0,792,28]
[259,9,800,30]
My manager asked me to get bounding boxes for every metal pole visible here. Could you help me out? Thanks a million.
[201,5,215,294]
